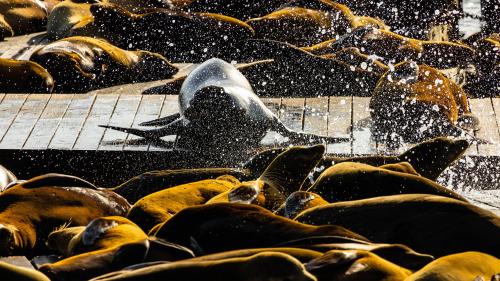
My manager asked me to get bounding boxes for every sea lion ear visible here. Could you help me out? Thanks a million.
[111,239,150,269]
[20,174,98,189]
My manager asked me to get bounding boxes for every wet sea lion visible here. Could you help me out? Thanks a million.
[46,0,96,39]
[183,0,290,20]
[305,249,412,281]
[0,260,50,281]
[0,173,130,256]
[0,0,47,35]
[296,194,500,257]
[327,47,389,75]
[370,61,479,143]
[0,58,54,93]
[47,226,87,256]
[30,36,178,92]
[406,251,500,281]
[187,247,322,263]
[154,203,368,255]
[101,58,347,155]
[275,191,329,218]
[482,0,500,34]
[90,252,318,281]
[306,161,467,202]
[0,14,13,39]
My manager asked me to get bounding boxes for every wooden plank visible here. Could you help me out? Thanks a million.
[471,98,500,156]
[149,95,179,151]
[327,96,352,156]
[98,95,142,151]
[49,94,96,150]
[23,94,74,149]
[0,32,47,59]
[280,98,305,132]
[124,95,165,151]
[72,95,120,150]
[351,97,377,155]
[260,98,283,146]
[0,94,28,141]
[303,97,329,137]
[463,99,481,156]
[0,94,51,149]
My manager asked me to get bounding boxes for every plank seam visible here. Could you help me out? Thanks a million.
[0,94,29,143]
[21,94,53,148]
[44,94,75,150]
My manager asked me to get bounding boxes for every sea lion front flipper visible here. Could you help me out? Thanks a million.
[20,173,98,189]
[271,118,350,144]
[139,113,181,127]
[99,118,184,139]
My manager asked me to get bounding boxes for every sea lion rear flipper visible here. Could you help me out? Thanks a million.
[139,113,181,126]
[272,119,350,144]
[99,118,184,139]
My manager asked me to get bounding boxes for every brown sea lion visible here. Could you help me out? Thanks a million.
[0,260,50,281]
[30,36,178,92]
[305,249,412,281]
[406,251,500,281]
[0,14,13,39]
[90,252,318,281]
[188,247,322,263]
[183,0,290,20]
[0,58,54,93]
[306,161,466,202]
[0,0,47,35]
[370,61,479,143]
[0,173,130,256]
[296,194,500,257]
[154,203,368,255]
[46,0,95,39]
[328,47,389,75]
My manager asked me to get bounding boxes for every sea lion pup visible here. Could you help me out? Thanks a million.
[305,249,412,281]
[101,58,347,153]
[30,36,177,92]
[306,161,466,203]
[0,261,50,281]
[0,14,13,40]
[0,0,48,35]
[0,58,54,93]
[296,194,500,257]
[90,252,317,281]
[369,61,479,143]
[275,191,329,218]
[406,251,500,281]
[153,203,369,255]
[0,165,17,192]
[183,0,290,20]
[206,145,326,211]
[0,173,130,256]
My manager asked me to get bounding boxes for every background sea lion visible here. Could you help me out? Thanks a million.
[275,191,329,218]
[296,194,500,257]
[30,36,178,92]
[0,14,13,39]
[0,0,47,35]
[0,58,54,93]
[181,0,291,20]
[187,247,322,263]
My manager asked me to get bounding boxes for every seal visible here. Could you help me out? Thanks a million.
[0,0,48,35]
[30,36,178,92]
[306,161,467,202]
[0,261,50,281]
[296,194,500,257]
[0,173,130,256]
[154,203,368,255]
[406,251,500,281]
[101,58,348,152]
[0,58,54,93]
[305,249,412,280]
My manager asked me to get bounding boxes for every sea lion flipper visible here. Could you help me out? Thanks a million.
[139,113,181,126]
[99,118,183,139]
[272,119,350,144]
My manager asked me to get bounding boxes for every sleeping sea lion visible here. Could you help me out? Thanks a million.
[305,249,412,281]
[370,61,479,143]
[0,58,54,93]
[30,36,177,92]
[153,203,368,255]
[0,0,47,35]
[0,261,50,281]
[187,247,322,263]
[306,161,467,202]
[296,194,500,257]
[275,191,329,218]
[0,173,130,256]
[101,58,347,155]
[406,251,500,281]
[90,252,318,281]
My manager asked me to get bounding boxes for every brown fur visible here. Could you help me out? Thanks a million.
[0,58,54,93]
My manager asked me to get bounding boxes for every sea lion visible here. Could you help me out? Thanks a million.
[296,194,500,257]
[0,0,47,35]
[305,249,412,281]
[0,14,13,39]
[275,191,329,218]
[90,252,318,281]
[153,203,368,255]
[30,36,178,92]
[0,165,17,192]
[0,58,54,93]
[482,0,500,34]
[46,0,96,39]
[0,173,130,256]
[47,226,87,256]
[187,247,322,263]
[370,61,479,143]
[0,261,50,281]
[406,251,500,281]
[327,47,389,76]
[183,0,290,20]
[101,58,347,155]
[306,161,467,202]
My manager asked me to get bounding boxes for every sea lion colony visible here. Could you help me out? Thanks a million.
[0,141,498,280]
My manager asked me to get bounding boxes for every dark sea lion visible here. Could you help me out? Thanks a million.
[91,252,317,281]
[183,0,290,20]
[47,0,94,39]
[0,174,130,256]
[101,58,347,155]
[482,0,500,34]
[0,165,16,192]
[306,161,466,202]
[275,191,329,218]
[0,260,50,281]
[46,226,87,256]
[0,58,54,93]
[30,36,177,92]
[328,47,389,75]
[296,194,500,257]
[0,14,13,39]
[154,203,368,255]
[305,249,412,281]
[370,61,479,143]
[188,247,322,263]
[0,0,47,35]
[406,251,500,281]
